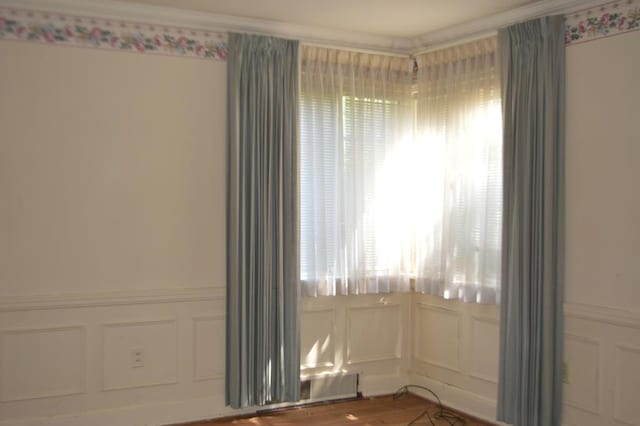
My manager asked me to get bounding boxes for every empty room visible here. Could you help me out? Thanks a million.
[0,0,638,425]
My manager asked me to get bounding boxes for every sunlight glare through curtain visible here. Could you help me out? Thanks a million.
[300,47,414,296]
[414,38,503,304]
[300,39,502,303]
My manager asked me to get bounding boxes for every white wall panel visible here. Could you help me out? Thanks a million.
[301,309,335,369]
[102,320,177,391]
[414,303,460,372]
[0,326,85,401]
[614,345,640,426]
[193,316,225,381]
[469,316,499,383]
[564,334,600,414]
[347,305,401,364]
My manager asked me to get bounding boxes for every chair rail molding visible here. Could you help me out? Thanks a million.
[564,302,640,329]
[0,287,225,312]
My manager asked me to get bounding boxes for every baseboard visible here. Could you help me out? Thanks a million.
[358,372,410,397]
[0,395,260,426]
[1,371,415,426]
[0,373,410,426]
[407,373,506,425]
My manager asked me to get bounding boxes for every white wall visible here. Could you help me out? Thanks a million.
[563,30,640,426]
[0,42,226,297]
[0,39,412,425]
[0,40,232,425]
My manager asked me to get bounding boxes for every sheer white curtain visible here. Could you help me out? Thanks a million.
[413,38,503,304]
[300,47,414,296]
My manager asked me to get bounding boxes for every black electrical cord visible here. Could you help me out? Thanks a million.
[393,385,466,425]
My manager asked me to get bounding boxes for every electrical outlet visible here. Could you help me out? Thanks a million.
[562,361,569,384]
[131,347,144,368]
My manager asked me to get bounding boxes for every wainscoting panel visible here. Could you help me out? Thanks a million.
[469,315,499,383]
[0,326,86,402]
[614,344,640,426]
[347,304,401,364]
[301,308,336,370]
[414,303,460,372]
[102,319,178,391]
[300,294,410,396]
[564,303,640,426]
[0,292,234,426]
[193,316,225,381]
[564,334,600,414]
[409,295,499,423]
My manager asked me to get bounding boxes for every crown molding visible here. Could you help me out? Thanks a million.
[0,0,412,54]
[411,0,603,54]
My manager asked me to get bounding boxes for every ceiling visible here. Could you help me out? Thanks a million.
[119,0,543,38]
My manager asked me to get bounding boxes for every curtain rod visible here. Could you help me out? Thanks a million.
[300,31,499,59]
[411,30,498,57]
[299,40,411,58]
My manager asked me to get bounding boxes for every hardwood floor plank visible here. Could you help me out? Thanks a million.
[176,394,496,425]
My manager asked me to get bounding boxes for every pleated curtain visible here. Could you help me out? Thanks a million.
[497,16,566,426]
[299,47,414,296]
[414,38,503,304]
[226,33,300,409]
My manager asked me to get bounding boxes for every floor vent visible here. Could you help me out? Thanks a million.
[300,373,359,403]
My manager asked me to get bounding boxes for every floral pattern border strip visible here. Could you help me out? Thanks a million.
[0,7,227,61]
[565,0,640,45]
[0,2,638,55]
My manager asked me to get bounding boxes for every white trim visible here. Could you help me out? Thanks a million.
[100,318,179,391]
[468,315,500,384]
[564,333,601,415]
[0,0,607,56]
[300,308,337,370]
[613,344,640,426]
[564,302,640,329]
[0,287,224,312]
[358,372,410,397]
[0,395,257,426]
[407,372,503,424]
[413,303,462,373]
[346,304,402,365]
[192,315,226,382]
[0,325,87,402]
[300,361,335,370]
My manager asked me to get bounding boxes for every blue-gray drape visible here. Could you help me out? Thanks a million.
[497,16,565,426]
[226,33,300,409]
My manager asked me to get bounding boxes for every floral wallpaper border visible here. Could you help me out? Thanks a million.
[565,0,640,45]
[0,7,227,60]
[0,2,638,56]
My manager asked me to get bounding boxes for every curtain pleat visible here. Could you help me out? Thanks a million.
[414,37,503,304]
[226,33,300,409]
[497,16,565,426]
[299,47,414,296]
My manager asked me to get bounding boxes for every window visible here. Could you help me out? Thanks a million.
[299,39,501,303]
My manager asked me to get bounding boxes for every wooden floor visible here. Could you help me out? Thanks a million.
[179,394,495,425]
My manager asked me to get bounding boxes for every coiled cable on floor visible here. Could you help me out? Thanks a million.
[393,385,466,425]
